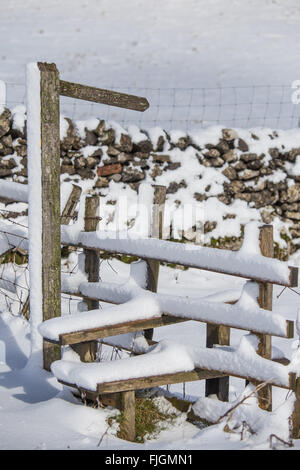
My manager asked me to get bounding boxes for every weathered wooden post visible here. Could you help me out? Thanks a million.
[255,224,273,410]
[80,195,100,362]
[119,390,136,442]
[27,62,61,370]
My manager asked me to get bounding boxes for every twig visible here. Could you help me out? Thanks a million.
[97,426,110,447]
[269,434,293,449]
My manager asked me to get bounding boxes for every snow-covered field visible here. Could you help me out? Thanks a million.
[2,0,300,128]
[1,0,300,451]
[2,0,300,88]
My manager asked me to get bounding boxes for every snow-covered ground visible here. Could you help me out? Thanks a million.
[0,256,299,450]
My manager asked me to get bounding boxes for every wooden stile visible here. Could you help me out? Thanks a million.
[24,61,299,441]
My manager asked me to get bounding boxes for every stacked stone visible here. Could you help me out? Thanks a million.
[2,105,300,255]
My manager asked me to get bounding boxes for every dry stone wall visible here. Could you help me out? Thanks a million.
[1,106,300,258]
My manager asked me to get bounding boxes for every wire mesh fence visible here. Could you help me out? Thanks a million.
[2,81,300,131]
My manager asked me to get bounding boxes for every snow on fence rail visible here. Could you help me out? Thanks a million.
[1,176,300,438]
[0,180,28,203]
[0,189,298,287]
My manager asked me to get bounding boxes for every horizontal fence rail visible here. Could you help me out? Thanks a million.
[62,231,298,287]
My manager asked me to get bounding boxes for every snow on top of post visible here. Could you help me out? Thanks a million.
[26,62,43,366]
[239,221,261,256]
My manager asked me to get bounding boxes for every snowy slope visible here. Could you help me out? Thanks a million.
[1,0,300,89]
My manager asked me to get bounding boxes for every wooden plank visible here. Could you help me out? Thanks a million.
[205,324,230,402]
[59,80,149,112]
[38,62,61,372]
[79,195,100,362]
[58,368,295,401]
[59,315,187,346]
[255,225,273,411]
[144,185,166,341]
[60,184,82,225]
[96,369,226,394]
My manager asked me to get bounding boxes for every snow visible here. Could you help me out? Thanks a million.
[0,81,5,114]
[239,222,261,256]
[26,62,43,365]
[192,384,295,447]
[0,219,28,256]
[0,0,299,93]
[60,116,69,140]
[0,180,28,203]
[50,335,291,392]
[52,340,195,391]
[38,293,161,342]
[0,256,299,449]
[12,104,26,133]
[49,264,293,341]
[63,229,292,286]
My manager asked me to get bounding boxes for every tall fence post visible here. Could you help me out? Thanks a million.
[27,62,61,370]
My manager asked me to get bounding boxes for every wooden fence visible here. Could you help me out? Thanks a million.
[0,61,299,442]
[1,180,299,441]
